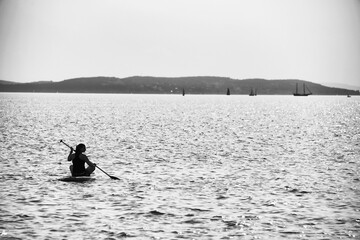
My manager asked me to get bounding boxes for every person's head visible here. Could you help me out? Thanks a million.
[76,143,86,153]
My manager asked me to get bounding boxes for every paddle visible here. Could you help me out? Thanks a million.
[60,140,120,180]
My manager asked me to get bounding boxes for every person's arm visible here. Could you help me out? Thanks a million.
[82,155,96,167]
[67,147,74,161]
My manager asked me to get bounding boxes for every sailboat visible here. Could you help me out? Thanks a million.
[249,88,257,96]
[182,88,185,96]
[293,83,312,96]
[226,88,230,95]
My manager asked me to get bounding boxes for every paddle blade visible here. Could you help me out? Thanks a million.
[110,176,120,180]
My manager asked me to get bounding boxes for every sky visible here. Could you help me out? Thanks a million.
[0,0,359,86]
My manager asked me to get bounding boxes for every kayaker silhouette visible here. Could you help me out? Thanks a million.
[67,143,96,176]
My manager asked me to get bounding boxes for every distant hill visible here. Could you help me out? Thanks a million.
[0,80,17,84]
[319,82,360,91]
[0,76,359,95]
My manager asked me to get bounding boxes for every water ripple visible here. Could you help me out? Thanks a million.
[0,93,359,239]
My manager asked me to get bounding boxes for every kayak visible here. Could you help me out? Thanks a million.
[58,176,95,182]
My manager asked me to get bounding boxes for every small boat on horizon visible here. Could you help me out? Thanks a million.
[293,83,312,96]
[226,88,230,95]
[249,88,257,96]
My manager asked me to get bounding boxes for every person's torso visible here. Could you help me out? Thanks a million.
[72,154,86,174]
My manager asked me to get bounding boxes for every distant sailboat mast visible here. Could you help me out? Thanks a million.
[249,88,257,96]
[303,83,306,95]
[293,83,312,96]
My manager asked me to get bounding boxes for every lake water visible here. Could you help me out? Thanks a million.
[0,93,359,239]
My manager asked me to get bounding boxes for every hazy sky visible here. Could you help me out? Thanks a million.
[0,0,359,85]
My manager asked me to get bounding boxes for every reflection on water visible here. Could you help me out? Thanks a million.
[1,93,359,239]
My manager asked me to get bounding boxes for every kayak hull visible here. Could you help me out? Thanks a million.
[59,176,95,182]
